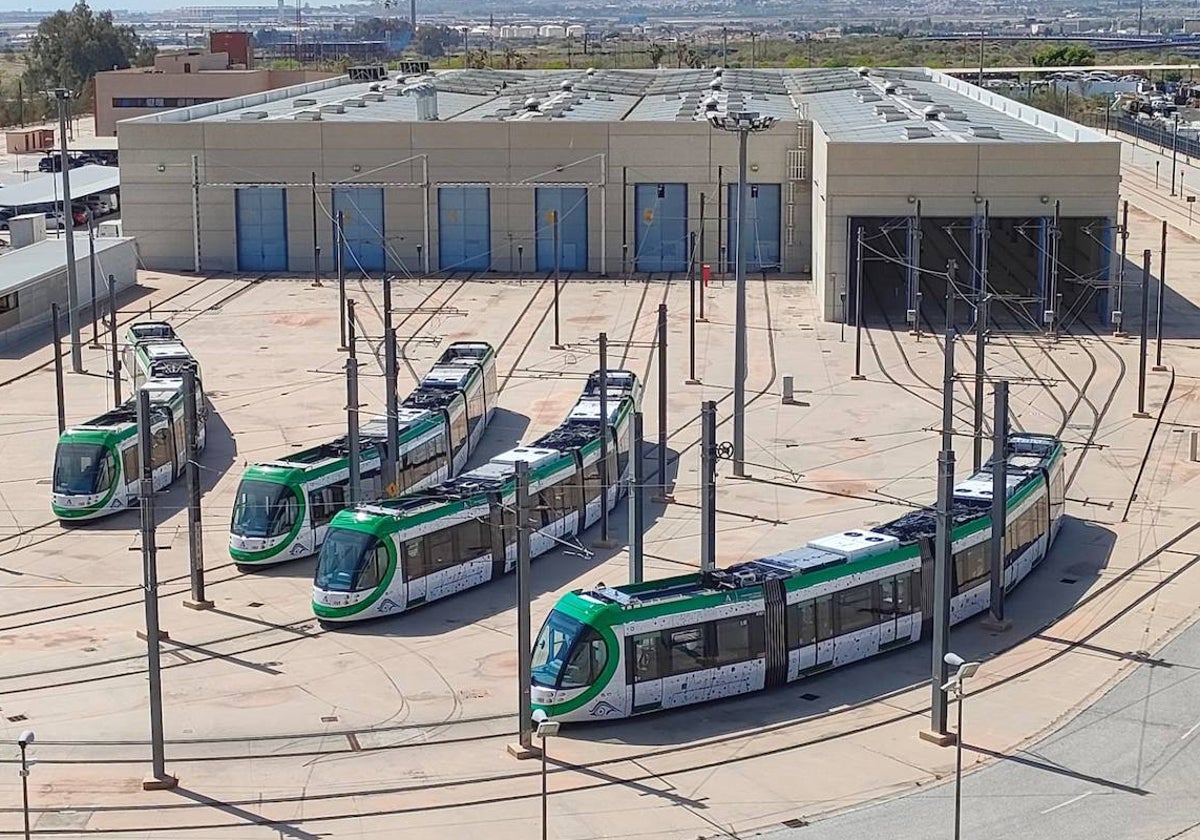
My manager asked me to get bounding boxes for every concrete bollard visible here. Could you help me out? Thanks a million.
[1192,430,1198,463]
[782,375,794,405]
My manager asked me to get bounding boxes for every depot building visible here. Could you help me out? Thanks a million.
[118,66,1120,323]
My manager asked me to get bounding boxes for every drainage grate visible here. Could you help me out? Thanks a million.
[321,715,339,723]
[7,715,27,722]
[247,602,264,607]
[1060,577,1078,584]
[800,693,820,702]
[781,817,810,828]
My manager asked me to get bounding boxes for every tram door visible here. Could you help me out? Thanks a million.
[401,537,426,606]
[629,632,663,714]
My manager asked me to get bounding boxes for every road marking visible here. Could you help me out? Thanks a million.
[1040,792,1092,815]
[1181,720,1200,741]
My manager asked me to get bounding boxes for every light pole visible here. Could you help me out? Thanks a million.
[707,110,776,478]
[532,710,560,840]
[18,730,34,840]
[52,88,82,373]
[1171,112,1180,196]
[942,652,981,840]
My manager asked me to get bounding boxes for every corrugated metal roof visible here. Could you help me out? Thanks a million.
[0,166,121,209]
[0,235,134,297]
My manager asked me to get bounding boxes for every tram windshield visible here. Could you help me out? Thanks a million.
[532,611,609,690]
[231,480,297,538]
[53,443,115,495]
[315,530,389,593]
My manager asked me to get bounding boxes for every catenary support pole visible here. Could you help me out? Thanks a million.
[1155,219,1167,370]
[311,171,320,281]
[942,261,958,454]
[688,232,698,383]
[137,389,176,790]
[700,400,717,572]
[852,226,865,380]
[656,303,670,496]
[732,127,750,477]
[191,155,201,274]
[972,293,989,471]
[516,459,533,752]
[598,334,611,544]
[698,192,707,321]
[88,218,98,346]
[1137,248,1151,417]
[629,411,645,584]
[384,278,399,496]
[1116,200,1129,336]
[929,448,956,739]
[337,210,347,351]
[183,369,211,609]
[52,303,65,435]
[108,275,120,407]
[1049,200,1061,340]
[552,212,563,349]
[988,380,1009,625]
[55,89,81,374]
[346,298,361,504]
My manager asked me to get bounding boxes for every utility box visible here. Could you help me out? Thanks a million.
[9,213,48,249]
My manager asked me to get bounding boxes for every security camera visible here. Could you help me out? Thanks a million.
[944,652,964,668]
[18,731,34,748]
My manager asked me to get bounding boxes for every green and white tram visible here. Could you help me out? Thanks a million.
[530,433,1066,722]
[51,378,209,521]
[311,369,642,623]
[228,342,498,567]
[122,322,201,390]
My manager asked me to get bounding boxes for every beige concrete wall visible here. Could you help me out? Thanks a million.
[120,118,807,278]
[812,133,1122,321]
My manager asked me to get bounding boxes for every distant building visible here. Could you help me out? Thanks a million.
[94,43,336,136]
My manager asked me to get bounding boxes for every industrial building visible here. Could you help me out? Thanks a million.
[117,66,1120,324]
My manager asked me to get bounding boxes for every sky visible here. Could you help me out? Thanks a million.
[7,1,343,12]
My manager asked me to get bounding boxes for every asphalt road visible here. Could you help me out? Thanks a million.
[766,616,1200,840]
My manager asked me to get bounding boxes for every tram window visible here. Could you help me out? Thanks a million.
[786,603,800,648]
[835,584,876,635]
[666,626,707,675]
[954,543,989,592]
[402,538,424,580]
[879,576,898,617]
[713,617,753,666]
[453,519,490,560]
[583,461,602,503]
[616,426,630,480]
[356,543,390,591]
[501,503,517,548]
[632,632,662,682]
[311,482,346,527]
[561,628,608,689]
[895,572,917,615]
[450,408,468,452]
[427,528,454,572]
[122,446,139,483]
[788,601,817,647]
[815,596,834,640]
[150,428,172,470]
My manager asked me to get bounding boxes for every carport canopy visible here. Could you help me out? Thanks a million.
[0,165,120,210]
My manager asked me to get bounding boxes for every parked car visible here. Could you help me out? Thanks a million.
[71,205,89,226]
[83,195,111,217]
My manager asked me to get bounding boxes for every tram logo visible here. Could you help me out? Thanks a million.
[379,599,402,613]
[588,701,622,718]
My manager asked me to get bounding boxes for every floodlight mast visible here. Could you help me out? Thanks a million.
[706,110,776,477]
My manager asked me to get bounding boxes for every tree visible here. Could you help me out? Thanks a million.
[648,42,666,68]
[1031,44,1096,67]
[24,1,155,99]
[414,25,457,58]
[350,16,412,40]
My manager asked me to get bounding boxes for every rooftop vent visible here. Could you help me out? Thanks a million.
[345,98,367,107]
[880,112,907,122]
[363,92,385,102]
[294,97,317,106]
[883,81,899,94]
[560,80,574,91]
[855,90,881,102]
[320,103,346,114]
[906,90,933,102]
[709,78,723,90]
[239,110,268,120]
[903,125,933,139]
[969,125,1001,138]
[923,105,939,120]
[525,96,541,111]
[940,109,968,120]
[294,110,322,121]
[713,66,724,77]
[586,67,596,75]
[704,96,719,112]
[857,66,871,76]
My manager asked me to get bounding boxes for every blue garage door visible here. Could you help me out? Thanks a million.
[535,187,588,272]
[438,186,490,271]
[727,183,782,273]
[236,187,287,272]
[333,187,385,274]
[634,183,688,272]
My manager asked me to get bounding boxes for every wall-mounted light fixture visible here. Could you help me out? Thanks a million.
[1040,194,1050,204]
[352,164,362,173]
[156,163,166,172]
[907,195,917,204]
